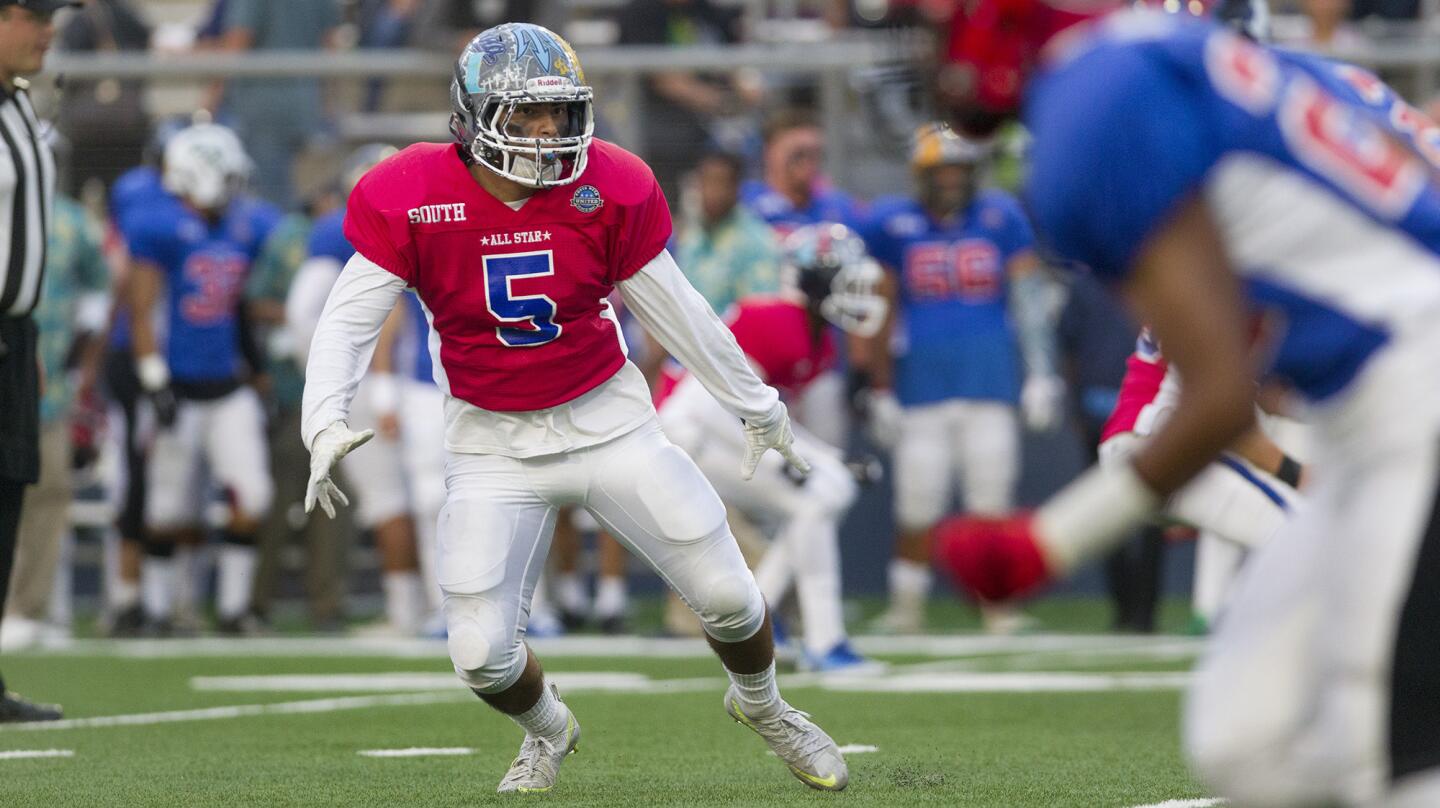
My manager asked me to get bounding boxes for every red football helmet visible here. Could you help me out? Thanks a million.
[940,0,1121,135]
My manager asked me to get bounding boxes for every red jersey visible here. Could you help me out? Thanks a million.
[1099,329,1169,443]
[344,140,671,412]
[655,296,835,408]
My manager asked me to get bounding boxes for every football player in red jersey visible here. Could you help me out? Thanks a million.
[300,23,847,795]
[658,223,886,674]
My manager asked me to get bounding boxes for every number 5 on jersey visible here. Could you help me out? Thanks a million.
[484,250,562,347]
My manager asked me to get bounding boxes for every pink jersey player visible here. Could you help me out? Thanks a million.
[300,23,848,795]
[658,223,886,674]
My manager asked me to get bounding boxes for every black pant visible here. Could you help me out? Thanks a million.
[0,315,41,695]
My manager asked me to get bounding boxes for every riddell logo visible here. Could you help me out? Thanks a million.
[408,203,467,224]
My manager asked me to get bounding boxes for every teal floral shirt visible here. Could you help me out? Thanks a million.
[246,213,314,409]
[35,196,109,423]
[675,206,782,315]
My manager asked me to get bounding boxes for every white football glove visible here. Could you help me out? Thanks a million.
[305,421,374,518]
[741,402,811,481]
[861,389,904,450]
[1021,374,1067,432]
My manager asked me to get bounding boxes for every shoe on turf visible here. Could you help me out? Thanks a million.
[724,688,848,791]
[107,604,146,638]
[0,691,62,723]
[868,604,923,634]
[597,615,627,636]
[799,641,886,675]
[496,690,580,794]
[215,612,270,637]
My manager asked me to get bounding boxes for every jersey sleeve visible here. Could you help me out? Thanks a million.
[987,192,1038,262]
[858,205,900,271]
[611,173,674,284]
[343,179,417,285]
[126,215,174,272]
[1025,46,1221,279]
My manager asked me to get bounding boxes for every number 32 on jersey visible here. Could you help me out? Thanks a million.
[483,250,562,347]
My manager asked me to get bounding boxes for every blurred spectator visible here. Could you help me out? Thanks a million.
[741,109,864,234]
[618,0,759,205]
[1348,0,1418,20]
[245,192,351,631]
[5,195,109,647]
[1054,268,1163,633]
[676,152,782,314]
[215,0,342,207]
[55,0,152,199]
[356,0,422,111]
[410,0,562,53]
[1275,0,1369,51]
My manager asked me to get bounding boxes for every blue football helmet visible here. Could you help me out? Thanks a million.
[449,23,595,188]
[781,223,888,338]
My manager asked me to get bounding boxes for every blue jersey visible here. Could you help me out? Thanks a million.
[739,180,864,235]
[402,292,436,385]
[862,191,1035,406]
[128,196,280,384]
[108,166,172,351]
[310,208,435,385]
[1025,12,1440,401]
[307,208,352,265]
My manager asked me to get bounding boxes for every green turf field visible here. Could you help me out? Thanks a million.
[0,599,1216,807]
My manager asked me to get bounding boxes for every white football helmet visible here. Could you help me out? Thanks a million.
[781,223,888,338]
[162,123,252,211]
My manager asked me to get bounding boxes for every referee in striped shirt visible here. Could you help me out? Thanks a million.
[0,0,77,723]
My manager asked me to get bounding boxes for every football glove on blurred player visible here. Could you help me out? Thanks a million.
[1021,373,1066,432]
[742,401,811,481]
[305,421,374,518]
[137,353,178,429]
[935,463,1162,601]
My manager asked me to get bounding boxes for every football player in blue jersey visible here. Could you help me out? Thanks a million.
[937,2,1440,804]
[127,123,280,635]
[859,123,1061,634]
[739,109,866,239]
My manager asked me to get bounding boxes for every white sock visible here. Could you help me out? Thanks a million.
[556,573,587,614]
[174,545,201,615]
[383,571,424,633]
[216,544,257,620]
[141,557,176,620]
[112,579,140,610]
[511,683,571,740]
[593,575,627,619]
[727,662,784,720]
[888,558,932,609]
[783,512,846,657]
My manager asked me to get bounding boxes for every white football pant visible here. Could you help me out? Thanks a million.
[894,398,1019,530]
[1184,330,1440,807]
[400,379,447,611]
[439,418,765,693]
[145,387,272,529]
[659,375,857,657]
[338,375,410,530]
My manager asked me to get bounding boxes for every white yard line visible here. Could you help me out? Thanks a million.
[1123,795,1226,800]
[0,749,74,760]
[6,633,1205,660]
[7,691,472,731]
[836,744,879,754]
[822,671,1191,693]
[358,748,475,758]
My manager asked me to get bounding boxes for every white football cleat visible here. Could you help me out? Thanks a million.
[496,699,580,794]
[724,688,848,791]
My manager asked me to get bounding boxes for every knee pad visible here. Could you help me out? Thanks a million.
[444,595,524,693]
[695,565,765,643]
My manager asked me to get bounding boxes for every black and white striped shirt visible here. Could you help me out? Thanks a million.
[0,80,54,318]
